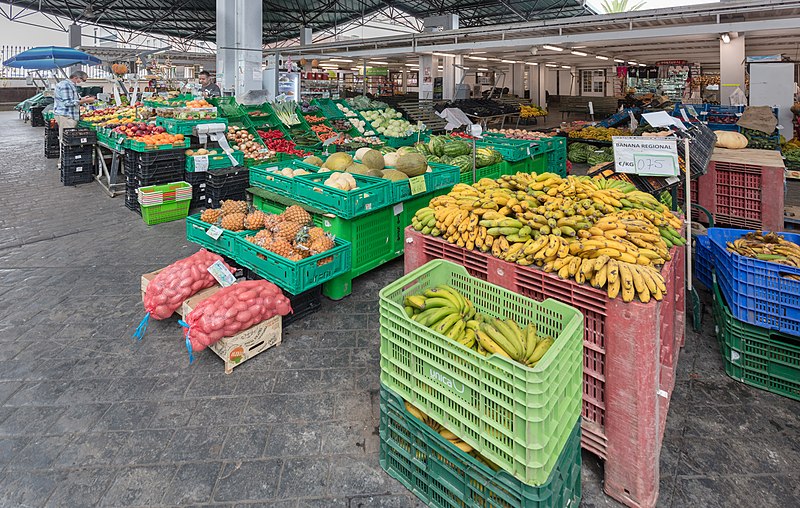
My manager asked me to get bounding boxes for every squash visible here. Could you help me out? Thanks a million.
[715,130,748,149]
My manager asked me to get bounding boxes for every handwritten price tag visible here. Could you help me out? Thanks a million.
[632,153,678,177]
[193,155,209,172]
[206,225,224,240]
[409,175,427,195]
[207,260,235,287]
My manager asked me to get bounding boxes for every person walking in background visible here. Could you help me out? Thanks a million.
[198,70,221,97]
[53,70,95,166]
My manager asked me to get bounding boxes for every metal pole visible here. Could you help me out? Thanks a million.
[472,138,477,183]
[685,137,692,292]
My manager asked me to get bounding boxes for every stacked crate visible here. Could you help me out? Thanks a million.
[378,259,584,507]
[60,128,97,186]
[124,149,184,214]
[44,121,59,159]
[708,228,800,402]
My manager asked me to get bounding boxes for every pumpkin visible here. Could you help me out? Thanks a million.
[714,130,748,149]
[111,63,128,75]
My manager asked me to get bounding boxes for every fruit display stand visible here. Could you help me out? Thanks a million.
[248,186,450,299]
[380,384,583,508]
[404,227,686,508]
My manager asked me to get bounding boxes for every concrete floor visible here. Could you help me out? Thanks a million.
[0,111,798,507]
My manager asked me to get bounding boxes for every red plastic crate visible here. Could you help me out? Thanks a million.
[708,160,784,231]
[404,227,686,508]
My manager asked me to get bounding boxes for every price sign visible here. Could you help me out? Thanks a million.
[409,175,427,195]
[632,154,678,177]
[207,260,236,287]
[206,225,224,240]
[193,155,209,172]
[613,136,679,177]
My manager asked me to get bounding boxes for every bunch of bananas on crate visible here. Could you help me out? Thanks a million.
[403,286,554,367]
[410,173,687,303]
[404,400,501,471]
[727,231,800,280]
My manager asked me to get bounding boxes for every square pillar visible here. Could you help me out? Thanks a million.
[419,55,437,100]
[719,34,745,106]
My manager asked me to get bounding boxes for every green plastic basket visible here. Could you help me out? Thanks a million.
[185,150,244,172]
[125,138,190,152]
[458,161,508,185]
[390,163,460,203]
[712,280,800,402]
[384,131,425,148]
[293,172,392,219]
[248,160,319,196]
[209,96,246,118]
[311,98,345,119]
[233,233,351,294]
[157,116,226,136]
[185,214,255,258]
[379,259,584,486]
[380,384,582,508]
[477,139,535,162]
[506,158,533,175]
[140,198,190,225]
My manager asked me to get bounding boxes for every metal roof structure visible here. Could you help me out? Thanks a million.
[0,0,591,45]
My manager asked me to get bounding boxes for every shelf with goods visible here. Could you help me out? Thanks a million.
[342,74,396,97]
[400,172,687,508]
[300,76,341,101]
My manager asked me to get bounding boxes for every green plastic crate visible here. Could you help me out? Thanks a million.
[390,163,460,203]
[185,150,244,172]
[379,259,584,486]
[311,98,345,119]
[140,198,190,225]
[185,214,255,258]
[712,281,800,402]
[529,153,548,175]
[384,131,425,148]
[477,139,534,162]
[157,116,226,136]
[458,161,508,185]
[380,384,582,508]
[233,233,351,294]
[506,158,533,175]
[209,96,246,118]
[248,160,319,196]
[125,138,190,152]
[293,172,392,219]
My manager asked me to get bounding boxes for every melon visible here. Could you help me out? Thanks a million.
[322,152,353,171]
[382,169,409,181]
[395,153,427,177]
[361,149,385,170]
[346,163,370,175]
[303,155,324,167]
[383,152,399,167]
[354,147,372,161]
[366,169,384,178]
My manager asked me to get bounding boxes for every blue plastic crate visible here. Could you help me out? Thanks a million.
[709,228,800,334]
[695,234,713,290]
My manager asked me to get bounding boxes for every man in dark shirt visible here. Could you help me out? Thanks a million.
[198,70,221,97]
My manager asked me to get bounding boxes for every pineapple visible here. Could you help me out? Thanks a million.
[281,205,312,225]
[200,208,223,224]
[220,212,246,232]
[262,214,281,232]
[244,210,268,230]
[265,238,294,258]
[273,220,303,241]
[221,200,248,216]
[247,229,273,247]
[308,227,326,240]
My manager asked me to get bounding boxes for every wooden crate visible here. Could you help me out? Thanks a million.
[183,286,282,374]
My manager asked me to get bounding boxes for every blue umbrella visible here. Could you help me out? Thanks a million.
[2,46,102,70]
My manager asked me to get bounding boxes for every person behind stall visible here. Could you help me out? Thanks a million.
[198,70,221,97]
[53,70,95,166]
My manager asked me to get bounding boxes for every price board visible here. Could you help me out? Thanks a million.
[612,136,679,177]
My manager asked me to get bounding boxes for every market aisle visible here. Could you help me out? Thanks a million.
[0,111,798,507]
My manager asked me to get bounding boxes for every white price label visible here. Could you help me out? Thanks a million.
[206,225,224,240]
[632,154,679,177]
[207,259,236,287]
[194,155,209,172]
[613,136,679,177]
[393,203,404,216]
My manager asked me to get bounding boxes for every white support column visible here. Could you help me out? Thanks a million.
[512,63,524,97]
[529,65,540,104]
[719,34,745,106]
[216,0,263,98]
[419,55,436,100]
[442,56,455,100]
[538,65,548,106]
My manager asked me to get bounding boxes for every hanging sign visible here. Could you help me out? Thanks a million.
[612,136,679,177]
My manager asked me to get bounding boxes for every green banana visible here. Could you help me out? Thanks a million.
[483,323,520,358]
[433,313,461,335]
[528,337,554,364]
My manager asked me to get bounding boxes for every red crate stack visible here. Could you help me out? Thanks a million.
[710,159,784,231]
[404,227,686,508]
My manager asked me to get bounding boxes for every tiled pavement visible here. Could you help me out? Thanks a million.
[1,111,798,507]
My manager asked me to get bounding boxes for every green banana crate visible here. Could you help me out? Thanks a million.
[529,153,548,175]
[477,139,533,162]
[248,160,319,196]
[185,214,255,259]
[380,384,582,508]
[506,158,534,175]
[185,150,244,172]
[379,259,584,486]
[233,233,351,294]
[458,161,508,185]
[712,280,800,402]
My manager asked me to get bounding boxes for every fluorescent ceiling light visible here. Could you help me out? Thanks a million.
[561,65,571,69]
[570,51,587,57]
[545,64,558,68]
[596,55,610,60]
[572,45,587,49]
[639,63,646,67]
[405,63,418,67]
[614,58,625,63]
[486,58,502,62]
[542,45,563,52]
[472,51,486,54]
[529,62,539,66]
[432,52,456,57]
[477,68,489,71]
[500,59,516,63]
[628,61,638,65]
[350,67,360,71]
[720,33,731,44]
[329,58,353,62]
[467,56,488,60]
[369,61,388,65]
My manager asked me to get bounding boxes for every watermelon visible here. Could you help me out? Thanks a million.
[428,136,446,157]
[426,154,441,163]
[449,155,473,173]
[442,140,471,156]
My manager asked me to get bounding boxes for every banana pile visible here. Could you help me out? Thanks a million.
[727,231,800,280]
[403,285,554,367]
[404,400,500,471]
[410,173,687,303]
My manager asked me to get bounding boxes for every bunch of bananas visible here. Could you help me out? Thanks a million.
[404,400,500,471]
[410,173,686,303]
[567,126,630,141]
[403,286,555,367]
[520,104,547,118]
[727,231,800,280]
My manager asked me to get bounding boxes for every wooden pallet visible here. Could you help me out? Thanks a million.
[397,100,448,131]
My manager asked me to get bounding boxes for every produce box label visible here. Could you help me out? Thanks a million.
[207,259,235,286]
[409,175,427,195]
[424,360,472,402]
[206,225,224,240]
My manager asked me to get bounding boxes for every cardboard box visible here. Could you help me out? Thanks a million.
[786,169,800,180]
[182,285,282,374]
[141,268,220,320]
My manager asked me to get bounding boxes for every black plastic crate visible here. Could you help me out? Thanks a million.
[61,127,96,146]
[60,146,94,165]
[206,167,249,188]
[205,188,248,208]
[45,124,59,141]
[124,159,184,181]
[61,165,94,186]
[30,107,45,127]
[243,268,323,325]
[184,171,208,206]
[124,148,185,167]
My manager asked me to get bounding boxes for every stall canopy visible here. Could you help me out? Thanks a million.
[2,46,102,70]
